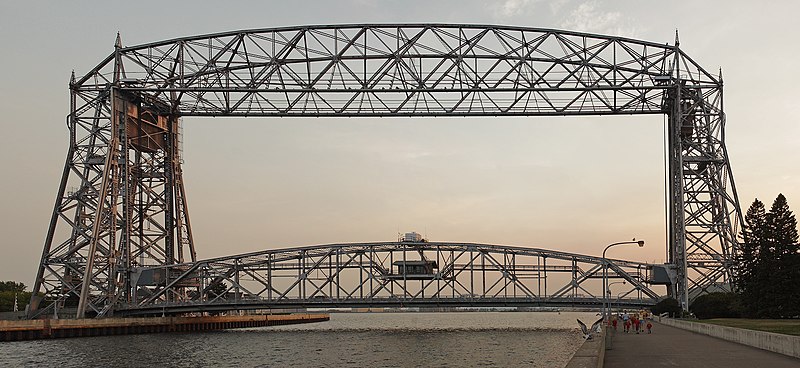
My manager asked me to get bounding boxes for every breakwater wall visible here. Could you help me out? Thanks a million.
[0,313,329,342]
[565,328,606,368]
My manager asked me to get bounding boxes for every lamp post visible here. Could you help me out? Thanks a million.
[602,240,644,322]
[606,281,626,316]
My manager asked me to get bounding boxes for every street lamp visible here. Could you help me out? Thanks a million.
[602,239,644,322]
[606,281,626,315]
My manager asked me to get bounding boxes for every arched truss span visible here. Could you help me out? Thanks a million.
[119,242,660,315]
[30,24,742,318]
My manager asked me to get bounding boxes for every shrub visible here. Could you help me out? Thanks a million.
[690,292,742,319]
[651,297,682,317]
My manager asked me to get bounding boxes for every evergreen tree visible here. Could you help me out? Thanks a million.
[739,194,800,318]
[787,244,800,317]
[738,199,766,317]
[766,194,799,317]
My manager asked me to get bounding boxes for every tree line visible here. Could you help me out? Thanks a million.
[736,193,799,318]
[0,281,32,313]
[690,193,799,319]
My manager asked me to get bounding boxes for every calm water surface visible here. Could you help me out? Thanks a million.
[0,312,595,367]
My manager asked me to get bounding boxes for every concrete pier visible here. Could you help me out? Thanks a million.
[0,313,329,342]
[565,329,606,368]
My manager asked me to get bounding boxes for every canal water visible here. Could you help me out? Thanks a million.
[0,311,595,367]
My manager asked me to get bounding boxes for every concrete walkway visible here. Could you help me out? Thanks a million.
[604,321,800,367]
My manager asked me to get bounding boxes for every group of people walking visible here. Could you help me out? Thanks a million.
[610,311,652,334]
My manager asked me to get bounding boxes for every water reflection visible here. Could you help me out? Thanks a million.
[1,312,593,367]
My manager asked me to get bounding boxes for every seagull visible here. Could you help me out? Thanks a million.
[577,317,605,340]
[577,319,592,340]
[591,317,604,333]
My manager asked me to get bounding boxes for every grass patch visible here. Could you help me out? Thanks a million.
[694,318,800,336]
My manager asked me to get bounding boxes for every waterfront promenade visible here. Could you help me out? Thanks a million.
[604,321,800,367]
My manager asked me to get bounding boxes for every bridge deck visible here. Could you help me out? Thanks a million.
[118,296,654,316]
[604,320,799,367]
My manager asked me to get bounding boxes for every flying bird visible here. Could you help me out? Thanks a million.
[591,317,604,333]
[577,319,591,340]
[577,317,605,340]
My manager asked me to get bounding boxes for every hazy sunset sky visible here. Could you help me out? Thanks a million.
[1,1,798,286]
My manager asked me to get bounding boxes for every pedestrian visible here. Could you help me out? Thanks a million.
[612,317,618,331]
[633,315,640,334]
[621,312,630,332]
[646,320,653,334]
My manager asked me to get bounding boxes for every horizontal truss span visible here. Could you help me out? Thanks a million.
[76,24,718,117]
[119,242,660,315]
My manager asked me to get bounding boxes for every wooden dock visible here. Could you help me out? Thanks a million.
[0,313,329,342]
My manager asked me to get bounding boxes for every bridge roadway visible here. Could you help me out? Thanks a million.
[604,320,800,367]
[118,296,655,316]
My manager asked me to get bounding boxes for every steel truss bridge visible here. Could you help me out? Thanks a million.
[30,24,743,318]
[118,242,659,316]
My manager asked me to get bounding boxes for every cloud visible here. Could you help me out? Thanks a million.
[548,0,571,14]
[559,0,639,37]
[493,0,541,19]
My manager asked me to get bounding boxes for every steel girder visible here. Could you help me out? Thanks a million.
[118,242,659,315]
[30,24,742,318]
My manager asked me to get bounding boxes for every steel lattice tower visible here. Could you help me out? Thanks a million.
[28,25,743,318]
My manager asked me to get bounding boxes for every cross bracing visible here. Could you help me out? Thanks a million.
[74,24,719,117]
[30,24,743,318]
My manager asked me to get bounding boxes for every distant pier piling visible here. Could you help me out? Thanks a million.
[0,313,329,342]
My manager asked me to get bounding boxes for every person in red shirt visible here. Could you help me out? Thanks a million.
[611,317,618,331]
[633,315,641,334]
[646,320,653,334]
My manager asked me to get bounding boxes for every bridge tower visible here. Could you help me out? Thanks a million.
[664,32,743,310]
[29,35,196,318]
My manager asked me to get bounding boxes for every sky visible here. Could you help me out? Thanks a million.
[1,1,798,287]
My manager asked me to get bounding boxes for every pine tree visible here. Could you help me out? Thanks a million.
[768,194,798,255]
[738,199,766,317]
[788,245,800,317]
[766,194,799,317]
[737,194,800,318]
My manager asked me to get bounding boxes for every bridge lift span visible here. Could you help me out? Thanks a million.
[29,24,742,318]
[119,241,661,316]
